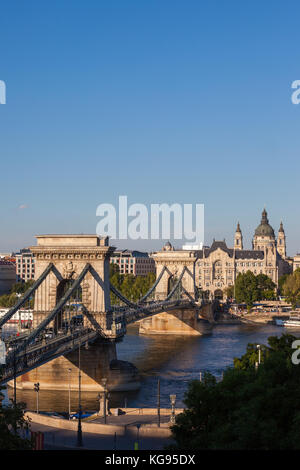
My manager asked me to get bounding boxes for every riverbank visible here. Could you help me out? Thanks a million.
[25,408,183,440]
[216,312,292,325]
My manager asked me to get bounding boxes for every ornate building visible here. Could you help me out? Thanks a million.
[195,209,292,299]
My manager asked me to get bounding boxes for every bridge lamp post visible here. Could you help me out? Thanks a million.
[97,392,101,415]
[68,368,72,420]
[157,379,160,428]
[34,382,40,414]
[255,344,261,370]
[101,378,108,424]
[76,336,83,448]
[12,344,17,433]
[170,394,176,424]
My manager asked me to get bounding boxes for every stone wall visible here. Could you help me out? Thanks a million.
[11,339,140,392]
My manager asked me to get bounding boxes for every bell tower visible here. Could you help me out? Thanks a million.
[277,222,286,258]
[234,222,243,250]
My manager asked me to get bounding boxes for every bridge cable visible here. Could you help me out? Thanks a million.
[138,266,167,303]
[164,267,187,301]
[109,283,138,308]
[14,264,91,355]
[0,263,56,329]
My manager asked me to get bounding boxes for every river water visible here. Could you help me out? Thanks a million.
[3,323,299,413]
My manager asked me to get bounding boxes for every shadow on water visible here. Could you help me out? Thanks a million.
[6,322,300,411]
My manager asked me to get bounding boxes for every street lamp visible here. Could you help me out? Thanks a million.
[157,379,160,428]
[34,382,40,414]
[255,344,261,370]
[76,335,83,447]
[135,423,141,450]
[68,368,72,420]
[97,392,102,415]
[257,344,261,366]
[101,378,108,424]
[170,394,176,424]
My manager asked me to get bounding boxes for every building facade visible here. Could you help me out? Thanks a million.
[0,260,16,294]
[111,250,155,276]
[16,249,35,282]
[195,209,292,299]
[293,254,300,271]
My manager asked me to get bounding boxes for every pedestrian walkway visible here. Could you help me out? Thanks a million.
[29,421,173,450]
[88,413,170,427]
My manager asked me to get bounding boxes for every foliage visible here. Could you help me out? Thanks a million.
[234,271,276,309]
[11,280,35,294]
[282,269,300,308]
[234,271,260,309]
[224,285,234,299]
[0,293,19,308]
[0,280,35,308]
[170,334,300,450]
[110,263,156,304]
[278,274,290,296]
[0,387,32,449]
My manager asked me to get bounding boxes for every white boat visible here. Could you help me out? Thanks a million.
[275,316,300,327]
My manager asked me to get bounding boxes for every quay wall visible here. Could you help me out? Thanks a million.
[25,408,184,438]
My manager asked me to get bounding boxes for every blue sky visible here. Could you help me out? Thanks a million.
[0,0,299,254]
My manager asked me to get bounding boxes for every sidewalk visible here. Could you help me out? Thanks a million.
[25,409,180,450]
[29,421,174,450]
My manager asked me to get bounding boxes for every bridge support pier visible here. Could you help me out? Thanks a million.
[10,339,140,392]
[139,308,212,336]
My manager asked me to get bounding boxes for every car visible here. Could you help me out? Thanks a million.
[45,331,54,339]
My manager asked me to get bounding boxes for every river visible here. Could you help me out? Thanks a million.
[3,323,299,413]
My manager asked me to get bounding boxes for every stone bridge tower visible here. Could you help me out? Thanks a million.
[139,242,213,336]
[14,235,140,393]
[152,242,196,300]
[31,235,114,330]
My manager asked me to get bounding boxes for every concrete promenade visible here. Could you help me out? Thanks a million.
[26,408,183,450]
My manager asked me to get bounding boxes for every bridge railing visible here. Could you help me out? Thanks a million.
[0,327,97,384]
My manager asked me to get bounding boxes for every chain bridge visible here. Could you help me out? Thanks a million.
[0,235,216,392]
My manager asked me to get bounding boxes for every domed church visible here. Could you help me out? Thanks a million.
[195,209,292,300]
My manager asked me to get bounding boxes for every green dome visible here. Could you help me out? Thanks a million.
[254,209,275,238]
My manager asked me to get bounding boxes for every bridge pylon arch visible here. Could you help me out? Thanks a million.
[151,244,197,301]
[31,235,114,331]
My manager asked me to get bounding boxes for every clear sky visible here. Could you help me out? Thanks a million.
[0,0,299,255]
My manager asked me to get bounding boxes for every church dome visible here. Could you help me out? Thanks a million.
[254,209,275,238]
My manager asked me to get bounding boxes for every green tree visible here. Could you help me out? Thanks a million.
[109,267,156,305]
[282,269,300,308]
[235,271,259,310]
[11,280,35,295]
[224,285,234,299]
[278,274,289,296]
[170,333,300,450]
[256,274,276,301]
[0,386,32,449]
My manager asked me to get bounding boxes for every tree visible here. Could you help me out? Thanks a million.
[170,333,300,450]
[109,267,156,304]
[233,271,276,309]
[224,285,234,299]
[235,271,259,310]
[256,274,276,301]
[278,274,289,296]
[282,269,300,308]
[11,280,35,295]
[0,386,32,449]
